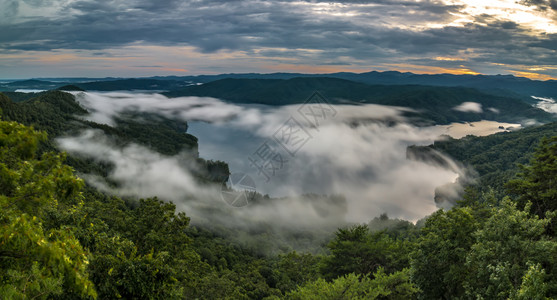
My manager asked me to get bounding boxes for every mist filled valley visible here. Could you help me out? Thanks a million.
[3,0,557,297]
[67,91,466,222]
[3,72,557,299]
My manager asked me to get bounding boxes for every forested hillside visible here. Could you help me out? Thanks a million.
[2,91,557,299]
[0,91,227,182]
[409,121,557,199]
[3,73,554,125]
[163,77,553,124]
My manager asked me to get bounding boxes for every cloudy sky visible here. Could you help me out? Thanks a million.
[1,0,557,79]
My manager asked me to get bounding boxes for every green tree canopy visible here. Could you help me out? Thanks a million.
[320,225,409,281]
[282,268,418,300]
[0,120,96,299]
[507,136,557,216]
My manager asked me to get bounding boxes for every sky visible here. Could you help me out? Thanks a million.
[1,0,557,79]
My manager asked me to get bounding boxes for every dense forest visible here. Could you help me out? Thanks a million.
[2,90,557,299]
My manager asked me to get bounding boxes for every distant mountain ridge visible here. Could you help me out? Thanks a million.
[0,78,190,92]
[157,71,557,100]
[1,71,556,125]
[2,70,557,99]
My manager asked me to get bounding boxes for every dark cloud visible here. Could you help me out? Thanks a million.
[500,21,519,30]
[22,0,54,6]
[0,0,458,52]
[1,0,19,19]
[530,34,557,50]
[520,0,557,11]
[0,0,556,76]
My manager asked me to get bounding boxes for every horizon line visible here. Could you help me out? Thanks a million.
[1,69,555,82]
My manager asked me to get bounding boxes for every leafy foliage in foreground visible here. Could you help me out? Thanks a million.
[0,121,96,299]
[0,118,421,299]
[5,90,557,298]
[280,269,419,300]
[507,136,557,216]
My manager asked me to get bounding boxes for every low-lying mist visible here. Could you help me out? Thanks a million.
[58,92,468,236]
[533,96,557,114]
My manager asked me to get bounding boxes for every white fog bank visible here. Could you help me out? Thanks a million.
[57,92,484,224]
